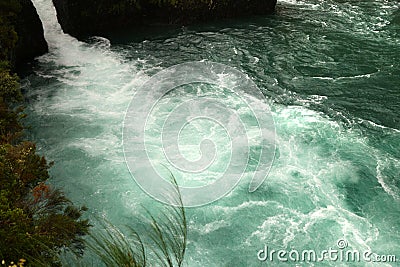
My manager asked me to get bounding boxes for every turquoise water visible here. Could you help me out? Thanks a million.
[25,0,399,265]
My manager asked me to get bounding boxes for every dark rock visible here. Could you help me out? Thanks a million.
[52,0,146,38]
[13,0,48,68]
[52,0,277,40]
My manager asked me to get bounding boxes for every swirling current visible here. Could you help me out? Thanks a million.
[25,0,399,266]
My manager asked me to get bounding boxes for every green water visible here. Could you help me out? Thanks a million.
[25,0,399,265]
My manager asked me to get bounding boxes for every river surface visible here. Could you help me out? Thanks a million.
[25,0,399,266]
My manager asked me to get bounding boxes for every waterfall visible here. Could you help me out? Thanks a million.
[31,0,78,48]
[31,0,119,69]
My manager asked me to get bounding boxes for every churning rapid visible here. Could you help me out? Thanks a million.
[26,0,399,266]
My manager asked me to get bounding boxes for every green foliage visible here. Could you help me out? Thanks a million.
[0,68,21,102]
[0,101,23,144]
[0,138,90,265]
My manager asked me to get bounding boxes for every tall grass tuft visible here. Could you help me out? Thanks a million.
[87,175,187,267]
[145,176,187,267]
[86,221,146,267]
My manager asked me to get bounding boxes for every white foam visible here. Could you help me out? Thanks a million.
[376,159,400,200]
